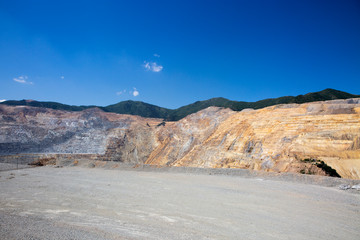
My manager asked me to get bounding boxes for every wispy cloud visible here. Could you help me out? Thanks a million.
[143,61,163,72]
[152,63,163,72]
[153,53,160,58]
[116,90,126,95]
[132,88,139,97]
[0,99,6,103]
[13,75,33,84]
[60,76,65,79]
[116,88,139,97]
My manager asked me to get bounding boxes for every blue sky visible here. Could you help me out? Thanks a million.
[0,0,359,109]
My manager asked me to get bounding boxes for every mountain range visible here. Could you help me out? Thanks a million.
[1,88,359,121]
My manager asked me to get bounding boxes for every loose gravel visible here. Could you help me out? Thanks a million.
[0,165,359,239]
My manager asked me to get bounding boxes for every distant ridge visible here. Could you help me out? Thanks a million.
[1,89,359,121]
[103,100,170,119]
[167,88,360,120]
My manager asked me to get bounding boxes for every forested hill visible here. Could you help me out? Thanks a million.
[1,88,359,121]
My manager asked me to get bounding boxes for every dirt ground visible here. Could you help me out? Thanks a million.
[0,165,359,240]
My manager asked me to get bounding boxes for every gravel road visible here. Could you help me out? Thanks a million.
[1,166,359,239]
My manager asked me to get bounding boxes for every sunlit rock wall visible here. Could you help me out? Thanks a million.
[1,98,360,179]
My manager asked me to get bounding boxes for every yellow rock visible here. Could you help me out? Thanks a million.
[146,99,360,179]
[1,98,360,179]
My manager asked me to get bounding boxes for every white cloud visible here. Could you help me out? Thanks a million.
[116,90,126,95]
[132,88,139,97]
[13,75,33,84]
[144,61,151,71]
[0,99,6,103]
[60,76,65,79]
[153,53,160,58]
[117,88,139,97]
[152,63,163,72]
[143,61,163,72]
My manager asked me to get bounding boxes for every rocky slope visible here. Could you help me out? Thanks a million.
[0,106,162,164]
[1,98,360,179]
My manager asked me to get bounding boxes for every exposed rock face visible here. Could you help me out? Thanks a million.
[1,99,360,179]
[0,106,161,164]
[153,100,360,179]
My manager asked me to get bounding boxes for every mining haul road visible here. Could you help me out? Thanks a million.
[0,165,359,240]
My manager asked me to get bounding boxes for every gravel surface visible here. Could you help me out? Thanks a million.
[1,166,360,239]
[0,162,34,171]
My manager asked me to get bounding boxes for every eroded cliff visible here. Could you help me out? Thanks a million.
[1,98,360,179]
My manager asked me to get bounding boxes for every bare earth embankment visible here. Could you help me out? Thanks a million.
[2,98,360,180]
[0,165,359,240]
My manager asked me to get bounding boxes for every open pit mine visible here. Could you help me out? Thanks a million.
[1,98,360,179]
